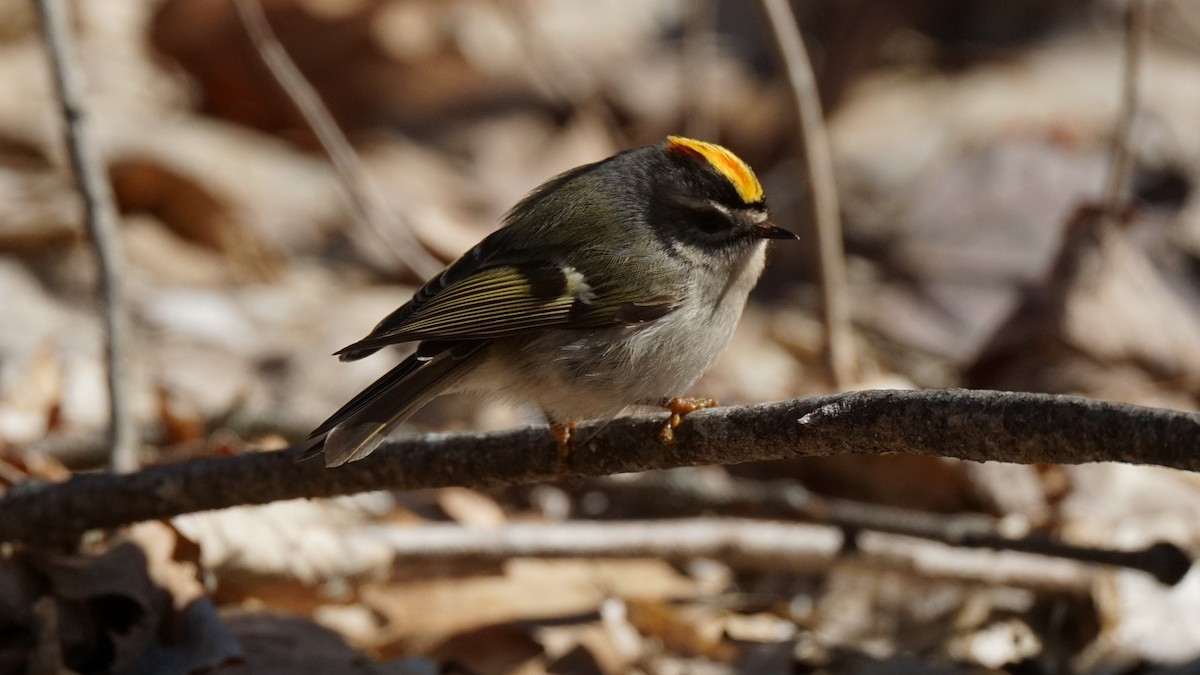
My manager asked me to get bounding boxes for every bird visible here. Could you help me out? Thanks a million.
[305,136,796,467]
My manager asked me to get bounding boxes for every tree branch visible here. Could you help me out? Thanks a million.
[231,0,442,279]
[759,0,857,388]
[584,473,1191,585]
[35,0,138,473]
[366,519,1106,594]
[1102,0,1150,214]
[1,389,1197,544]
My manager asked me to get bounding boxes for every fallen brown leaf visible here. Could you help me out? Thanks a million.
[346,559,697,651]
[624,598,736,662]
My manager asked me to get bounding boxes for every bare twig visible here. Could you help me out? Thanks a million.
[35,0,138,474]
[1102,0,1151,214]
[367,519,1102,593]
[373,518,840,571]
[589,473,1191,584]
[759,0,856,389]
[857,531,1098,594]
[231,0,441,279]
[490,0,628,146]
[0,389,1197,544]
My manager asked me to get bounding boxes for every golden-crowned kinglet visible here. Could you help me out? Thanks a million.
[307,136,795,467]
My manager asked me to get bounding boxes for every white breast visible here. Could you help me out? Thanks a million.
[472,242,768,421]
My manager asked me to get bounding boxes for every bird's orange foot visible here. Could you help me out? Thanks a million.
[549,420,578,474]
[658,397,719,444]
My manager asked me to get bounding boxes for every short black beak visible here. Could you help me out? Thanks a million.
[753,221,799,240]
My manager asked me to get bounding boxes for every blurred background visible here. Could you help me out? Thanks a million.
[2,0,1200,672]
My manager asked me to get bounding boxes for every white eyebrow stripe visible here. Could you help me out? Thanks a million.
[706,200,732,216]
[707,199,769,223]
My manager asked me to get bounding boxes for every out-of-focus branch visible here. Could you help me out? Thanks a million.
[588,472,1191,585]
[1,389,1197,545]
[491,0,628,147]
[759,0,856,389]
[231,0,441,279]
[1102,0,1151,214]
[368,519,1104,593]
[35,0,138,474]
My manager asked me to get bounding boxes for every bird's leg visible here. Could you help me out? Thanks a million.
[657,397,719,444]
[548,419,577,475]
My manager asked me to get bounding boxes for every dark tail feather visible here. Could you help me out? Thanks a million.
[308,353,426,440]
[295,354,426,463]
[293,436,327,462]
[306,341,488,467]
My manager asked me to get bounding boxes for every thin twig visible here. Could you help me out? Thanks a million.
[35,0,138,474]
[589,473,1191,584]
[365,519,1102,593]
[1,389,1197,544]
[1102,0,1151,214]
[759,0,856,389]
[490,0,628,147]
[231,0,441,279]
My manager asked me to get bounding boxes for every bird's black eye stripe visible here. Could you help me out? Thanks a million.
[691,208,733,233]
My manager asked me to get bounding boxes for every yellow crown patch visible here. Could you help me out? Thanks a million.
[665,136,764,204]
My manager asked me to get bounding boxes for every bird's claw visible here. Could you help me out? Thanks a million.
[550,420,578,474]
[658,397,719,444]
